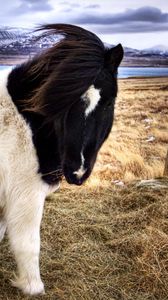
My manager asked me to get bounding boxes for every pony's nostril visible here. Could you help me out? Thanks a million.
[73,165,86,179]
[63,162,87,185]
[76,179,82,186]
[73,151,86,179]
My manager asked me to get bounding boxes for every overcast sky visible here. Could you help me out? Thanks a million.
[0,0,168,49]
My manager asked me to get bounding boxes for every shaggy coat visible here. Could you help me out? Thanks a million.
[0,69,59,294]
[0,24,123,295]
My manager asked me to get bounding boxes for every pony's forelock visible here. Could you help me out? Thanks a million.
[23,24,105,120]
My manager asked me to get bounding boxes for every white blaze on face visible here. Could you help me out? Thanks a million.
[82,85,101,117]
[73,152,86,179]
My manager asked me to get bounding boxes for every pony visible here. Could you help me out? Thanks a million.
[0,24,123,295]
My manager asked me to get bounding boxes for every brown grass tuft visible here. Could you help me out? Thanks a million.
[1,183,168,300]
[90,77,168,185]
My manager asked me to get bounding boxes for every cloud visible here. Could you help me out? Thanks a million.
[72,6,168,33]
[69,3,81,8]
[59,1,70,5]
[85,4,100,9]
[61,8,73,13]
[59,1,80,8]
[92,23,168,34]
[12,0,53,14]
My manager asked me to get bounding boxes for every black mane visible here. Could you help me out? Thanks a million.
[8,24,105,119]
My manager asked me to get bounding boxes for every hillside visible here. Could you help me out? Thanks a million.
[0,27,168,67]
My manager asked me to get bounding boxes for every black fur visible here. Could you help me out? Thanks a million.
[7,24,124,186]
[7,64,62,184]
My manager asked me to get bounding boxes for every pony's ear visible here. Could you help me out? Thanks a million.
[104,44,124,73]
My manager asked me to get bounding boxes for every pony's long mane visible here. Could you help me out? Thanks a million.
[22,24,105,119]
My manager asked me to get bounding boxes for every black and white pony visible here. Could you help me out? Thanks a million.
[0,24,123,295]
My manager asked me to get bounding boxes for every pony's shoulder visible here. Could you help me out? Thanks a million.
[0,68,33,148]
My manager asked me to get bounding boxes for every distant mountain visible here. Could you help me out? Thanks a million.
[104,43,142,56]
[143,45,168,55]
[0,27,30,43]
[0,26,59,55]
[0,27,168,67]
[104,43,168,67]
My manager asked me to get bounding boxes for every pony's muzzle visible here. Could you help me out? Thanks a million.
[63,164,87,185]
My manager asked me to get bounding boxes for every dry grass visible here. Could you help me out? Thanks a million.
[92,77,168,186]
[0,77,168,300]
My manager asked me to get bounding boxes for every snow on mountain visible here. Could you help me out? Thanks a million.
[143,45,168,55]
[0,26,168,58]
[0,26,60,54]
[92,42,168,58]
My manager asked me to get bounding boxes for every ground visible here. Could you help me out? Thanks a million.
[0,77,168,300]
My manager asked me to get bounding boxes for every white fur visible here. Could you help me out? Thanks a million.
[0,69,59,295]
[82,84,101,117]
[73,152,86,179]
[0,218,6,242]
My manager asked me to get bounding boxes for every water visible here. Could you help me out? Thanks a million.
[118,67,168,78]
[1,65,168,78]
[0,65,12,71]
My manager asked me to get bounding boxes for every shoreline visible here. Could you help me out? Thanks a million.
[0,56,168,68]
[1,62,168,68]
[0,60,168,80]
[119,76,168,80]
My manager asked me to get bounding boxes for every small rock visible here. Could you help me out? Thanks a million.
[145,125,151,129]
[112,180,125,186]
[146,135,155,142]
[136,179,168,189]
[144,118,153,123]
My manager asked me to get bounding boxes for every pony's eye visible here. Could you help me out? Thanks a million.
[101,98,113,108]
[107,101,112,107]
[102,99,114,111]
[106,98,114,107]
[107,96,115,107]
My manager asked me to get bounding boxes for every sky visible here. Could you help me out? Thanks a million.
[0,0,168,49]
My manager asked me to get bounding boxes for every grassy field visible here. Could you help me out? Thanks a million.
[0,77,168,300]
[93,77,168,186]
